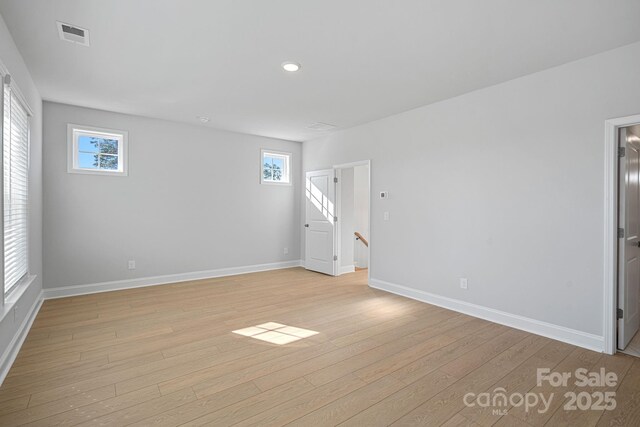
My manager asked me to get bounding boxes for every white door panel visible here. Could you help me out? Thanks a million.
[618,127,640,349]
[309,230,330,260]
[626,256,639,320]
[305,169,336,275]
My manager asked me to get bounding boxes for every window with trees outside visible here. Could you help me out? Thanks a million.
[68,124,128,176]
[261,149,291,185]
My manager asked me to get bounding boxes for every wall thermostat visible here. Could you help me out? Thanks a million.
[380,191,388,199]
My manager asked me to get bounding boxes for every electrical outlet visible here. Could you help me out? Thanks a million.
[284,247,289,255]
[460,278,468,290]
[383,211,390,221]
[128,260,136,270]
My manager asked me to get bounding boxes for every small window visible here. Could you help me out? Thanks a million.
[261,149,291,185]
[68,124,128,176]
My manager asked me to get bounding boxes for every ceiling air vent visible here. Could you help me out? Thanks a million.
[56,21,90,47]
[307,122,337,131]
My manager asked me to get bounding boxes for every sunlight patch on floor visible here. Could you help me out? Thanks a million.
[232,322,319,345]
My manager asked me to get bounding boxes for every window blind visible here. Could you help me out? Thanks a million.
[3,82,29,294]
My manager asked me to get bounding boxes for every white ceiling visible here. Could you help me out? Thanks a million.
[1,0,640,142]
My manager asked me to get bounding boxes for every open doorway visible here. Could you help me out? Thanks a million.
[336,162,370,276]
[303,160,370,281]
[618,124,640,358]
[604,114,640,355]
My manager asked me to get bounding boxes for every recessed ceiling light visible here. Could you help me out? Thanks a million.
[197,116,210,123]
[282,62,301,72]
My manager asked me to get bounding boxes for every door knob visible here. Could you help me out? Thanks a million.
[304,224,309,228]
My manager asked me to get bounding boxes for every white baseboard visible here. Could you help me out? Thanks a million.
[0,291,44,385]
[339,265,355,275]
[369,278,604,353]
[43,260,302,300]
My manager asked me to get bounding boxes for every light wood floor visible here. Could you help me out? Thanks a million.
[0,268,639,426]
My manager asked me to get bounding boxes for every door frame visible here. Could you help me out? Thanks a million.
[333,160,371,285]
[604,114,640,355]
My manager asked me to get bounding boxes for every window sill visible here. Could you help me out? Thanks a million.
[1,274,38,323]
[67,168,128,177]
[261,181,292,186]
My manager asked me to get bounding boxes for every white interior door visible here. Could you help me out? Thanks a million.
[618,127,640,349]
[305,169,336,276]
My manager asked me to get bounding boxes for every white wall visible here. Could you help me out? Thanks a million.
[43,102,301,289]
[0,12,43,378]
[303,41,640,339]
[353,164,369,268]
